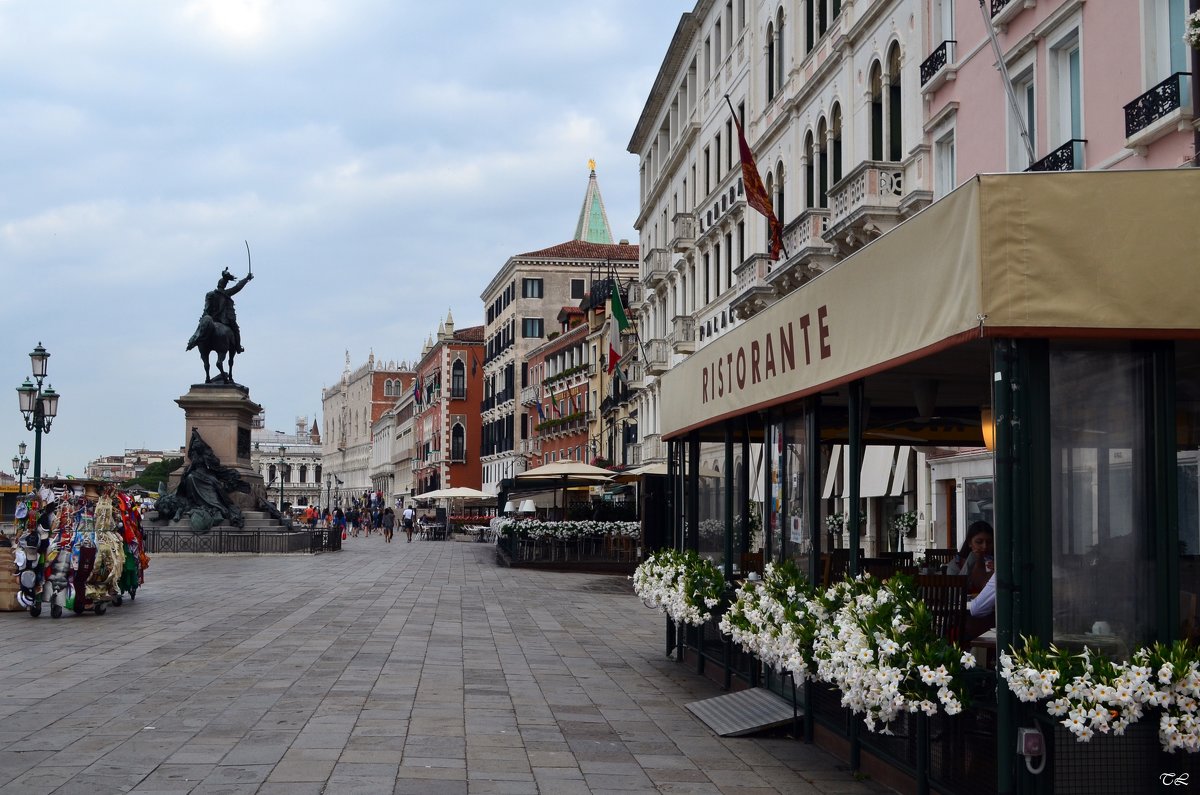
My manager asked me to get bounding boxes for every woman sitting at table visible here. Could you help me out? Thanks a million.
[948,521,994,596]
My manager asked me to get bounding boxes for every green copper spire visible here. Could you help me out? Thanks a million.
[573,160,614,244]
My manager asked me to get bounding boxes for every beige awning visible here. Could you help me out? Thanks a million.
[821,445,842,499]
[661,170,1200,439]
[859,446,896,498]
[889,446,913,496]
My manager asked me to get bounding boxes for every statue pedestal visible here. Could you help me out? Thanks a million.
[171,384,264,508]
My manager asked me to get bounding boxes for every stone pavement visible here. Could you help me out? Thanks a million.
[0,535,894,795]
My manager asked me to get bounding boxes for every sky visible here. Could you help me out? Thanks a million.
[0,0,687,478]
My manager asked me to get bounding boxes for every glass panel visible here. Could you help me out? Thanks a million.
[697,441,726,568]
[965,477,994,528]
[1050,344,1153,655]
[1177,342,1200,642]
[1068,47,1082,139]
[1170,0,1187,73]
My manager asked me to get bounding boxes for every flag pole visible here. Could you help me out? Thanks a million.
[724,94,789,262]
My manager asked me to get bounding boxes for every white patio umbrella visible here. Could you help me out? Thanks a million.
[514,461,615,480]
[415,486,493,500]
[512,461,613,519]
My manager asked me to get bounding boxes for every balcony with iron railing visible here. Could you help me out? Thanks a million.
[644,338,671,376]
[643,248,670,288]
[919,40,956,93]
[769,209,835,296]
[667,315,696,356]
[1124,72,1193,149]
[730,254,775,320]
[1026,139,1086,172]
[990,0,1032,31]
[671,212,696,252]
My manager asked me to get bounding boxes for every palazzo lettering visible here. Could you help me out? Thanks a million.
[701,306,833,404]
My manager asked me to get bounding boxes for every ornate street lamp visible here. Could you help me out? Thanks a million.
[11,441,29,493]
[15,343,61,491]
[277,445,288,512]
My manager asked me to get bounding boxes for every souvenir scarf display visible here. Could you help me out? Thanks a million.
[6,485,149,618]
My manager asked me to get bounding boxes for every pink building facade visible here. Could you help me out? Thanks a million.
[922,0,1196,189]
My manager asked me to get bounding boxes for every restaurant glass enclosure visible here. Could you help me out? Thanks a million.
[655,171,1200,795]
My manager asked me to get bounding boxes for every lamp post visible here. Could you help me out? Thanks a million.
[15,343,61,491]
[326,475,332,513]
[277,445,288,512]
[11,442,29,493]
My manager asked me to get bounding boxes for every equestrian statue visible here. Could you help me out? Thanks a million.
[187,264,253,384]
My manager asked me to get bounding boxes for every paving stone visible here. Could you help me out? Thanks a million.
[0,537,891,795]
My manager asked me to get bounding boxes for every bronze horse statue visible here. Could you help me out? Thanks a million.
[187,315,238,384]
[187,265,252,384]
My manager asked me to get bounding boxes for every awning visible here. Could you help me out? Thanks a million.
[660,170,1200,439]
[859,446,895,498]
[890,446,913,496]
[821,445,842,499]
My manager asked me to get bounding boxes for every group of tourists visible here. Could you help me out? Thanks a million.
[291,501,426,544]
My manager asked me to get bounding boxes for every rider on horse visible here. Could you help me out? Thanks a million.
[188,268,253,354]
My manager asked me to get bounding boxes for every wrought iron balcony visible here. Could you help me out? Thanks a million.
[1124,72,1192,140]
[1027,139,1085,172]
[671,212,696,252]
[990,0,1033,29]
[642,248,670,288]
[920,41,956,89]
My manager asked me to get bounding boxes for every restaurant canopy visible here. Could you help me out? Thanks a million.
[659,170,1200,439]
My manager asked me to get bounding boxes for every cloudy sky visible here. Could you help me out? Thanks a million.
[0,0,686,477]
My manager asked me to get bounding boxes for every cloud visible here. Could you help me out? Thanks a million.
[0,0,685,476]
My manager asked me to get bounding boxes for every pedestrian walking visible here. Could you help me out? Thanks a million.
[382,508,395,542]
[402,505,415,542]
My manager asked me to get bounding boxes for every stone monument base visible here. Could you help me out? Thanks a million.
[170,383,264,509]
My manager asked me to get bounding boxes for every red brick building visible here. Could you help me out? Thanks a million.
[523,307,591,468]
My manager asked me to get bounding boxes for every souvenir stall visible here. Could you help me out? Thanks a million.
[3,480,148,616]
[638,171,1200,795]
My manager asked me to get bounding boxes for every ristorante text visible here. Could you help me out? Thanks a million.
[701,306,831,404]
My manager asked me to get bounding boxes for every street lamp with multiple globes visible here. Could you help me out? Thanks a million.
[15,343,61,491]
[276,445,288,512]
[11,442,29,493]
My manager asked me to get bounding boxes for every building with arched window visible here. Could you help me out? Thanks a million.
[411,311,485,498]
[250,414,323,511]
[321,351,413,502]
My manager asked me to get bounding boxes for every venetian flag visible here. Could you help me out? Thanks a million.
[413,376,422,407]
[728,97,784,260]
[608,279,630,375]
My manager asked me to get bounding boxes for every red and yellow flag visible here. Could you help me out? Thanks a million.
[729,99,784,260]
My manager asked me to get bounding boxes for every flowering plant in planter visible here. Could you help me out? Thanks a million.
[720,559,820,680]
[811,574,973,731]
[1186,10,1200,50]
[891,511,918,538]
[1002,636,1200,752]
[632,549,725,626]
[498,518,640,541]
[716,564,974,732]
